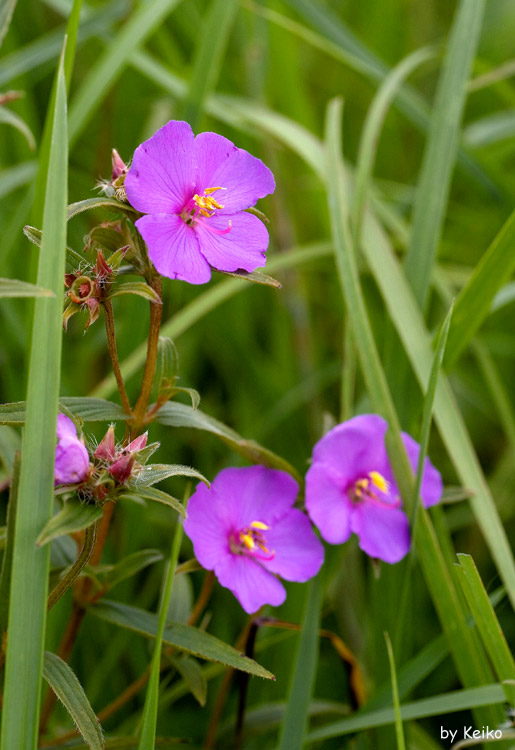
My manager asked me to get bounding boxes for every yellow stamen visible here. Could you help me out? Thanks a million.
[250,520,269,530]
[193,186,226,215]
[369,471,389,493]
[239,532,255,550]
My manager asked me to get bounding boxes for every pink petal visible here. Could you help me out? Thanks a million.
[54,438,89,485]
[262,508,324,582]
[193,132,275,214]
[125,120,195,214]
[351,501,411,564]
[305,462,353,544]
[311,415,391,487]
[56,414,78,440]
[184,483,232,569]
[195,212,268,274]
[401,432,443,508]
[135,214,211,284]
[206,466,299,529]
[215,553,286,614]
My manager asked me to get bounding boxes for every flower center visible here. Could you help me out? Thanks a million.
[230,520,275,561]
[193,186,226,217]
[349,471,400,508]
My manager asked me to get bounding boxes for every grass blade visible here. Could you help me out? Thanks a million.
[137,498,185,749]
[277,574,323,750]
[42,652,104,750]
[68,0,184,148]
[456,554,515,705]
[325,98,503,724]
[444,210,515,368]
[181,0,238,131]
[403,0,486,309]
[0,0,17,47]
[384,633,406,750]
[0,46,68,750]
[0,278,54,298]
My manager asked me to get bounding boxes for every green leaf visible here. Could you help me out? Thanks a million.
[167,654,207,707]
[305,684,506,742]
[0,161,36,200]
[464,109,515,147]
[42,651,104,750]
[37,499,103,546]
[138,495,185,750]
[456,554,515,705]
[0,48,68,750]
[0,425,20,473]
[23,224,85,269]
[68,0,185,147]
[67,196,135,220]
[153,402,301,483]
[90,599,275,679]
[403,0,486,308]
[215,268,282,288]
[0,107,35,149]
[0,277,54,298]
[133,464,209,489]
[117,487,186,518]
[444,210,515,368]
[278,575,323,750]
[109,281,162,303]
[0,397,129,425]
[104,549,164,590]
[0,0,17,48]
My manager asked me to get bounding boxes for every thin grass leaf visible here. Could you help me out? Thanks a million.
[305,684,506,742]
[0,0,17,47]
[0,48,68,750]
[137,496,185,749]
[68,0,184,147]
[0,161,36,200]
[384,632,406,750]
[0,278,54,298]
[464,110,515,147]
[444,210,515,368]
[403,0,486,308]
[42,652,104,750]
[325,98,503,725]
[181,0,238,130]
[456,554,515,705]
[277,574,323,750]
[353,46,436,249]
[0,107,35,149]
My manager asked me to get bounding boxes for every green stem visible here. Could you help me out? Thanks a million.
[47,520,99,611]
[131,275,163,432]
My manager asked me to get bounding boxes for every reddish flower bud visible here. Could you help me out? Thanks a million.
[95,250,112,281]
[64,273,77,288]
[126,432,148,454]
[109,453,135,483]
[95,425,116,461]
[112,149,127,181]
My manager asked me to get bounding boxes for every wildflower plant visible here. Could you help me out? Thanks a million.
[1,4,515,750]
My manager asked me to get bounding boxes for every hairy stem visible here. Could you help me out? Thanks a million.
[47,520,99,611]
[131,275,163,431]
[103,299,132,414]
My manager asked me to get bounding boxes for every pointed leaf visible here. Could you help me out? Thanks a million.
[89,599,274,679]
[42,651,104,750]
[153,402,301,482]
[0,107,35,149]
[0,397,129,425]
[133,464,209,489]
[110,281,162,303]
[37,499,103,546]
[167,654,207,706]
[215,268,281,288]
[117,487,185,517]
[67,197,135,220]
[23,224,84,268]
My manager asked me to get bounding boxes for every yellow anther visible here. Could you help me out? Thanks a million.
[239,532,255,550]
[204,186,225,195]
[250,520,269,530]
[193,187,226,214]
[369,471,389,493]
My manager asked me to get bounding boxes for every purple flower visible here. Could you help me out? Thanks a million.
[54,414,90,486]
[184,466,324,614]
[305,415,443,564]
[124,120,275,284]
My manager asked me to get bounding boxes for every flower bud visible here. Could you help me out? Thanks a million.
[95,425,116,461]
[112,149,127,181]
[109,453,135,484]
[54,415,90,486]
[126,432,148,454]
